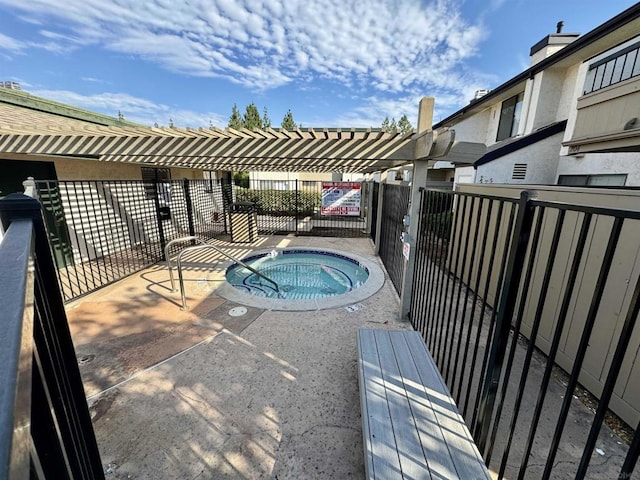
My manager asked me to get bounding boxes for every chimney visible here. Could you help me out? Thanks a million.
[530,21,579,66]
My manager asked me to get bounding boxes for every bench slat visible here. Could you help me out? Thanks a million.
[402,332,490,480]
[388,331,460,478]
[375,330,432,478]
[358,329,491,480]
[358,329,403,478]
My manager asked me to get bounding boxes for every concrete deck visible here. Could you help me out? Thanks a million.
[65,235,635,479]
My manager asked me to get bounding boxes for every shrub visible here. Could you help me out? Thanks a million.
[234,187,321,215]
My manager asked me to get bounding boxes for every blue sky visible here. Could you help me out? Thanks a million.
[0,0,636,128]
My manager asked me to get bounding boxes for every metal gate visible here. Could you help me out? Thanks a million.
[377,183,410,295]
[234,179,367,237]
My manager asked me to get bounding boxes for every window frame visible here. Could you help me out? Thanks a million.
[496,92,524,142]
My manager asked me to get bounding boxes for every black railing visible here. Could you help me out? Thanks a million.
[378,183,410,295]
[0,193,104,479]
[36,178,228,302]
[369,182,379,241]
[410,187,640,479]
[35,177,368,302]
[584,40,640,95]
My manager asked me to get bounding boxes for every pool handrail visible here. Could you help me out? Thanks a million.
[176,244,280,310]
[165,236,208,291]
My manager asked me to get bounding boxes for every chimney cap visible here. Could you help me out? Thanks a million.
[556,21,564,34]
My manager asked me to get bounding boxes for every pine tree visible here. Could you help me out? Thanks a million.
[397,114,413,134]
[281,109,297,130]
[381,116,391,132]
[169,118,174,128]
[228,103,243,130]
[262,107,272,128]
[243,102,262,130]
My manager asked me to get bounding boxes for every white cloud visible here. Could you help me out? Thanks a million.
[0,0,488,100]
[0,32,27,53]
[31,89,226,128]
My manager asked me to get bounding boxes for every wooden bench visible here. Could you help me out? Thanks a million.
[357,328,491,479]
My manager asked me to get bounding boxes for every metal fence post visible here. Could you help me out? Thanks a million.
[474,190,536,455]
[183,178,196,238]
[374,182,385,254]
[295,179,299,235]
[153,179,167,259]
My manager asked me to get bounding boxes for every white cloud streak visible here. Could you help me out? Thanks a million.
[1,0,487,97]
[31,89,226,128]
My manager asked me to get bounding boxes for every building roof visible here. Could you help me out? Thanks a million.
[0,88,139,127]
[433,4,640,130]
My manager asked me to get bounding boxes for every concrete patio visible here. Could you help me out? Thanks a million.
[64,235,635,479]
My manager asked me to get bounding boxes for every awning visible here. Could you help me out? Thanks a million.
[0,123,416,173]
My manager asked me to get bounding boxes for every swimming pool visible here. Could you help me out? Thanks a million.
[225,249,370,300]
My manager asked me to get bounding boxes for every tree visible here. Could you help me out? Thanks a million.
[381,116,397,133]
[262,107,272,128]
[281,109,297,130]
[381,116,390,132]
[228,103,243,130]
[243,102,262,130]
[397,114,413,134]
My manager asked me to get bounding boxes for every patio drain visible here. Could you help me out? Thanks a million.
[229,306,248,317]
[77,353,95,365]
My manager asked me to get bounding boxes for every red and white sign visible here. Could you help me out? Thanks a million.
[321,182,361,216]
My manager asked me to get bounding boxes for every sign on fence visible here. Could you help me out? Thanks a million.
[321,182,361,216]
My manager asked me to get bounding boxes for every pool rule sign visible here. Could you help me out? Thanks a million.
[321,182,361,216]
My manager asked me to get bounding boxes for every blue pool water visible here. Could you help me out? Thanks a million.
[225,249,370,300]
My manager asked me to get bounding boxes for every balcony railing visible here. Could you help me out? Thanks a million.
[583,40,640,95]
[0,193,104,479]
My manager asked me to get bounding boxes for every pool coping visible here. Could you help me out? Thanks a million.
[214,246,386,311]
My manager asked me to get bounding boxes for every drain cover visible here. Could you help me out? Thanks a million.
[77,353,95,365]
[228,306,248,317]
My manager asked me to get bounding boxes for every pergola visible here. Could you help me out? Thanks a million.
[0,123,417,173]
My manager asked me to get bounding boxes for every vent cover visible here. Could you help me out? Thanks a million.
[512,163,527,180]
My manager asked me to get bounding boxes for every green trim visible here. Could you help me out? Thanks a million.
[0,88,141,126]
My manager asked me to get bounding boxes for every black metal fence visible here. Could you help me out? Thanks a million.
[35,177,368,302]
[36,178,229,302]
[369,182,379,241]
[409,187,640,479]
[234,178,367,237]
[377,183,410,295]
[0,193,104,479]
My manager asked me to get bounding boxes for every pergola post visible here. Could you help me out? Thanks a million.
[399,98,434,321]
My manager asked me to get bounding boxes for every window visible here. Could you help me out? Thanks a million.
[496,93,524,142]
[141,167,171,198]
[583,41,640,95]
[557,174,627,187]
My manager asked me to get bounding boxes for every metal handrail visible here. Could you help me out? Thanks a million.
[165,236,207,291]
[176,244,280,310]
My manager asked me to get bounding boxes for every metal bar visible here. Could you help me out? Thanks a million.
[423,189,438,342]
[620,421,640,479]
[177,244,280,310]
[453,196,484,403]
[463,199,501,417]
[184,179,196,238]
[164,235,208,291]
[471,200,516,431]
[0,218,34,479]
[534,217,624,479]
[153,179,167,260]
[486,205,543,471]
[575,266,640,477]
[455,196,487,405]
[512,210,591,477]
[444,194,471,383]
[435,191,459,363]
[475,190,536,455]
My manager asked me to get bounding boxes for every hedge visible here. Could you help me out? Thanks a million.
[234,187,321,215]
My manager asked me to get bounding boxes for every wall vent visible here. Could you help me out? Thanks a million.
[512,163,527,180]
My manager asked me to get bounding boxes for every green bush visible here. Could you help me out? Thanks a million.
[234,187,321,215]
